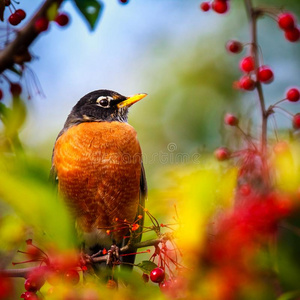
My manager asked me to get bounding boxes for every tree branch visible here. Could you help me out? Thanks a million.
[244,0,270,188]
[1,235,172,277]
[0,0,62,73]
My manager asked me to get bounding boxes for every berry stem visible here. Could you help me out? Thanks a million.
[244,0,270,187]
[0,0,63,73]
[236,125,258,151]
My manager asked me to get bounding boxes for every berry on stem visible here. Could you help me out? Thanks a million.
[200,2,210,12]
[286,88,300,102]
[239,75,255,91]
[63,270,80,285]
[240,56,255,73]
[257,66,274,84]
[8,13,22,26]
[284,27,300,42]
[150,267,165,283]
[10,83,22,96]
[15,9,26,20]
[278,13,296,30]
[24,271,45,292]
[293,113,300,129]
[212,0,229,14]
[226,40,243,54]
[34,17,49,33]
[214,147,231,161]
[21,291,39,300]
[224,113,239,126]
[55,13,69,27]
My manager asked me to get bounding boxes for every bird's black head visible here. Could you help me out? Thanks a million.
[63,89,147,129]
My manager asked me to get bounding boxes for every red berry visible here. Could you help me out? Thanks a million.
[150,267,165,283]
[0,89,3,100]
[24,273,45,292]
[240,56,255,73]
[257,66,274,84]
[8,13,21,26]
[284,27,300,42]
[15,9,26,20]
[10,83,22,96]
[278,13,296,30]
[47,270,62,286]
[5,0,10,6]
[239,184,251,196]
[214,147,231,161]
[286,88,300,102]
[63,270,80,285]
[119,0,129,3]
[226,40,243,54]
[55,13,69,26]
[293,113,300,129]
[160,279,172,293]
[200,2,210,12]
[21,291,39,300]
[34,17,49,33]
[239,75,255,91]
[212,0,229,14]
[224,113,239,126]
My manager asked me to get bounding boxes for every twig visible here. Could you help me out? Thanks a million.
[0,0,62,73]
[1,235,172,277]
[0,266,49,278]
[244,0,270,187]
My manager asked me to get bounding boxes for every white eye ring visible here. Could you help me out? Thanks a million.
[96,96,113,107]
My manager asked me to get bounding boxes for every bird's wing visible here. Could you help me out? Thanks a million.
[136,161,147,243]
[120,161,147,266]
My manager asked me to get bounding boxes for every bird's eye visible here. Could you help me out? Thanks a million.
[99,99,109,107]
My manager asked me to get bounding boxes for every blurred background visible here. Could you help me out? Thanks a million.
[1,1,300,298]
[0,0,299,186]
[0,0,300,216]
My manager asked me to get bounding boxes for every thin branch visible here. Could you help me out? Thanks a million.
[0,266,48,278]
[1,235,172,277]
[244,0,270,188]
[0,0,62,73]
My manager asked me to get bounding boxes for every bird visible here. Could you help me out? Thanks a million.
[50,89,147,267]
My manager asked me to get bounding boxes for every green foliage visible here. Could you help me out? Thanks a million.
[0,154,76,250]
[73,0,103,31]
[136,260,158,274]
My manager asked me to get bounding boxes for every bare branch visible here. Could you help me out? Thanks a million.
[0,0,62,73]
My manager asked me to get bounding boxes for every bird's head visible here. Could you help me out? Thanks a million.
[64,89,147,127]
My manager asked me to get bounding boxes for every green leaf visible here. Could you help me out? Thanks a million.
[136,260,158,274]
[0,102,10,123]
[73,0,103,31]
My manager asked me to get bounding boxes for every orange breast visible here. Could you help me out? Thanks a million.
[53,121,142,242]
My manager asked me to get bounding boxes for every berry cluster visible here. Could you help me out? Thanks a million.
[278,12,300,42]
[201,4,300,166]
[14,240,84,299]
[200,0,230,14]
[6,0,26,26]
[34,12,70,33]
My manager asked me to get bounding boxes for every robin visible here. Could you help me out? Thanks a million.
[50,89,147,264]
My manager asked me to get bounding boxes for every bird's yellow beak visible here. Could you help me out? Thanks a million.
[117,93,147,108]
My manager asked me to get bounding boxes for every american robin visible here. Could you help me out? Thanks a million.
[50,89,147,263]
